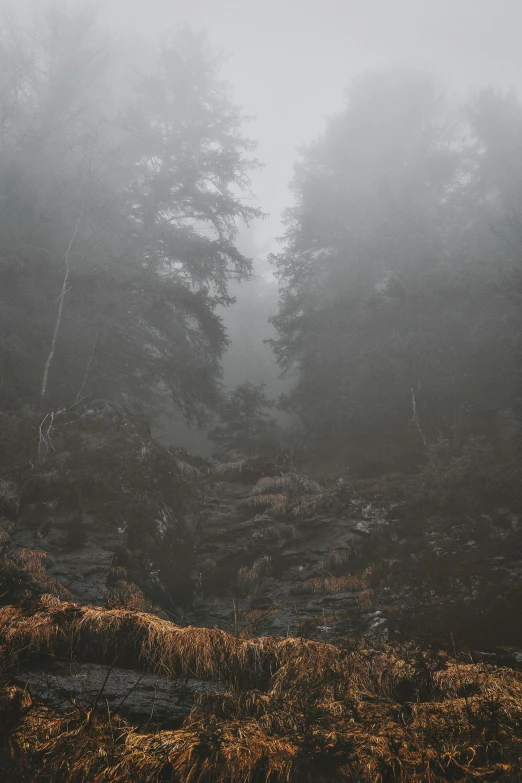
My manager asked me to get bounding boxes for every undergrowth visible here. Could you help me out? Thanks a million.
[1,600,522,781]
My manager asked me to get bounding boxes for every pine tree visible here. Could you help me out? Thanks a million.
[0,9,261,426]
[270,71,521,468]
[209,382,280,457]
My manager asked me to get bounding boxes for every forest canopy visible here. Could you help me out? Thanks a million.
[0,6,521,476]
[270,71,522,469]
[2,8,522,781]
[0,7,261,423]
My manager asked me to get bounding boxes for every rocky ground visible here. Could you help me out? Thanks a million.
[8,467,522,659]
[3,444,522,779]
[190,475,522,656]
[3,407,522,780]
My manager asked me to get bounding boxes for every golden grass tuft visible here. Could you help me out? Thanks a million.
[250,475,280,494]
[238,556,272,596]
[0,601,279,686]
[323,549,351,571]
[3,603,522,781]
[0,478,19,510]
[239,493,287,513]
[302,567,374,595]
[240,608,280,638]
[285,472,322,494]
[208,459,254,478]
[0,549,71,604]
[174,459,201,478]
[249,473,321,496]
[0,519,14,553]
[5,687,522,783]
[358,588,375,612]
[16,548,53,573]
[243,473,327,520]
[302,575,364,593]
[104,580,153,612]
[288,492,328,518]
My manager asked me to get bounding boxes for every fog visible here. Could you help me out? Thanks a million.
[3,3,522,769]
[99,0,522,252]
[95,0,522,455]
[7,0,522,254]
[1,0,522,458]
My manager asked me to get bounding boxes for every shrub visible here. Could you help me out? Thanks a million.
[104,580,153,612]
[3,602,522,781]
[0,549,70,605]
[238,556,272,597]
[358,589,375,612]
[412,436,517,508]
[209,382,281,459]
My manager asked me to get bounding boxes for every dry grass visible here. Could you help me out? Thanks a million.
[285,472,322,494]
[238,556,272,596]
[242,472,328,520]
[0,549,71,605]
[0,600,279,686]
[2,601,522,781]
[263,522,297,541]
[250,475,281,494]
[239,493,287,514]
[0,478,19,511]
[301,567,374,595]
[16,549,53,572]
[250,474,320,496]
[104,580,153,613]
[174,458,201,478]
[301,575,365,593]
[288,492,329,518]
[208,458,256,478]
[104,567,152,612]
[321,549,351,572]
[0,518,14,554]
[240,608,280,638]
[358,588,375,612]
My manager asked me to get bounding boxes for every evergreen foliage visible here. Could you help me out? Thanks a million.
[0,9,260,422]
[270,71,522,468]
[209,381,280,457]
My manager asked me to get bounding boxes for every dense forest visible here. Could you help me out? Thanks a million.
[1,4,522,782]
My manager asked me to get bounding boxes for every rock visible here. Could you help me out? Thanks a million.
[11,513,120,604]
[9,467,522,653]
[15,662,222,722]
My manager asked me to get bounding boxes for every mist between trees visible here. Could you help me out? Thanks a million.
[0,4,520,485]
[3,8,522,781]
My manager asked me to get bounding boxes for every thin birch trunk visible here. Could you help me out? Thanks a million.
[411,387,427,448]
[40,200,86,400]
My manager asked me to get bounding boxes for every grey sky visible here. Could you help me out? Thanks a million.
[98,0,522,255]
[4,0,522,444]
[8,0,522,253]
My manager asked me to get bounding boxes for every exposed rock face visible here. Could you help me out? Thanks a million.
[15,663,221,722]
[188,480,373,639]
[6,466,522,764]
[11,511,121,605]
[7,475,386,640]
[7,471,522,652]
[187,478,522,652]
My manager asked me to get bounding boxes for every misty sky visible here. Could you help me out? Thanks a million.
[7,0,522,255]
[101,0,522,256]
